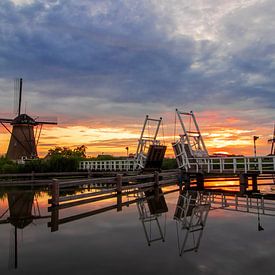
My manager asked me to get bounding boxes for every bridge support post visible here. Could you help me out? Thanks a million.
[177,170,182,189]
[116,174,122,211]
[154,171,160,201]
[196,173,204,190]
[239,174,248,194]
[251,173,259,193]
[183,173,191,190]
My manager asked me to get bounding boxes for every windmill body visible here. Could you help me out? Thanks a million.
[0,79,57,161]
[6,114,38,160]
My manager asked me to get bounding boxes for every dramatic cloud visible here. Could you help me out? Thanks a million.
[0,0,274,155]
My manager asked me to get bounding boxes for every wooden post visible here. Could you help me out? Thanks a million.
[117,193,122,212]
[88,169,92,179]
[51,179,60,206]
[50,207,59,232]
[31,171,34,183]
[116,174,122,211]
[154,171,160,201]
[88,169,92,191]
[239,174,248,194]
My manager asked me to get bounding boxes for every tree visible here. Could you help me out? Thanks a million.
[46,145,86,159]
[44,145,87,172]
[73,145,87,158]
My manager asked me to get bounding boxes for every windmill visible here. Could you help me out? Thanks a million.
[0,78,57,161]
[268,123,275,155]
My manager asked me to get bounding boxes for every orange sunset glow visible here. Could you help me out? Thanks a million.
[0,111,273,158]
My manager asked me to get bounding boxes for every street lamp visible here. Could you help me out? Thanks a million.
[125,147,129,157]
[253,136,259,157]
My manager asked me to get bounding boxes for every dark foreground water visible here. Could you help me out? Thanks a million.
[1,185,275,275]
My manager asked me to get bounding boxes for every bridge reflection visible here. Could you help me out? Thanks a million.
[2,183,275,270]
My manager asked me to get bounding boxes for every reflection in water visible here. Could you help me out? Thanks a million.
[1,183,275,273]
[47,185,275,254]
[48,186,171,236]
[0,190,49,269]
[7,191,35,269]
[136,188,168,246]
[174,191,210,255]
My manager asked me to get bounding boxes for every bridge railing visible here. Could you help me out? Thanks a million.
[188,156,275,174]
[79,159,138,171]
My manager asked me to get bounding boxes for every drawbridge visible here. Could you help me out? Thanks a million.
[79,109,275,176]
[172,109,275,176]
[79,115,166,172]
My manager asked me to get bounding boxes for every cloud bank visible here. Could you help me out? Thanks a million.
[0,0,274,155]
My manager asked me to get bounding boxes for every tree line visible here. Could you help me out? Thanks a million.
[0,145,177,173]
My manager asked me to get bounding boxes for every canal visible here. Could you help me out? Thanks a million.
[0,183,275,275]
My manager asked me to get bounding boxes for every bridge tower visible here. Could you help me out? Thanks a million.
[172,109,208,170]
[135,115,166,170]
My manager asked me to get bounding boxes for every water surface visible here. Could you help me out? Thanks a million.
[0,185,275,275]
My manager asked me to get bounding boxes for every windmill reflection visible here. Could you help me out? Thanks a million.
[0,190,47,269]
[136,188,168,246]
[174,191,210,256]
[7,191,35,269]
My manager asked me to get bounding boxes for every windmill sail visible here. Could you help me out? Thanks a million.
[13,78,22,116]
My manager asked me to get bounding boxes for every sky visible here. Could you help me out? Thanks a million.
[0,0,274,157]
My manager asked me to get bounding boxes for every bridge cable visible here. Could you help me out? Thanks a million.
[173,110,177,142]
[161,120,165,145]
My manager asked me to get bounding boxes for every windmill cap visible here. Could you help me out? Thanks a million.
[11,114,37,125]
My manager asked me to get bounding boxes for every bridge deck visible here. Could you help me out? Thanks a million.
[79,156,275,175]
[79,159,137,171]
[185,156,275,174]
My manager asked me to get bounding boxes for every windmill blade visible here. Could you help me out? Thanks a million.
[13,78,22,116]
[13,78,19,115]
[34,116,58,125]
[36,121,58,125]
[0,118,14,123]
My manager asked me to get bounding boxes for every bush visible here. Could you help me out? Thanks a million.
[0,156,18,173]
[45,155,80,172]
[17,159,45,173]
[1,163,18,173]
